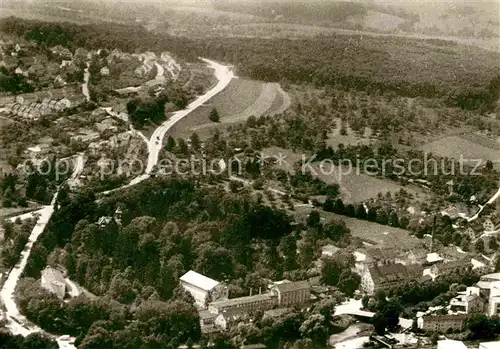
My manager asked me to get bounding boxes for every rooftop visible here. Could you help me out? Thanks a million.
[180,270,219,291]
[210,294,273,309]
[369,263,423,285]
[272,280,310,293]
[437,340,466,349]
[479,341,500,349]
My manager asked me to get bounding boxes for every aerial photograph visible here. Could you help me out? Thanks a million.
[0,0,499,348]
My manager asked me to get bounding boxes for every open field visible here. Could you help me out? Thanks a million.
[293,205,425,249]
[420,135,500,166]
[262,146,431,204]
[169,78,289,139]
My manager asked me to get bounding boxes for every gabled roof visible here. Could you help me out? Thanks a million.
[180,270,219,291]
[369,263,423,286]
[437,259,470,271]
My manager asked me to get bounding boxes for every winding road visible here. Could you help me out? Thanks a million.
[464,184,500,222]
[0,58,233,348]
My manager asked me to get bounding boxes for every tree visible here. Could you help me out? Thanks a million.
[355,204,367,220]
[475,239,485,254]
[190,133,201,151]
[488,237,498,251]
[306,210,321,228]
[466,314,497,339]
[389,211,399,227]
[461,237,470,252]
[177,138,189,154]
[209,108,220,122]
[332,198,345,215]
[367,207,378,222]
[166,136,176,151]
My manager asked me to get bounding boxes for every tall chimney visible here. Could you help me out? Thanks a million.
[249,288,252,296]
[430,215,437,253]
[259,287,262,295]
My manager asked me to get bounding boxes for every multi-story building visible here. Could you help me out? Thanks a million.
[428,259,471,280]
[361,263,424,295]
[269,280,310,307]
[208,294,275,316]
[179,270,226,309]
[417,314,467,333]
[449,287,485,314]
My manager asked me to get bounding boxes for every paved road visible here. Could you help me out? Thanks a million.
[146,58,234,174]
[465,184,500,222]
[0,59,233,348]
[82,62,90,102]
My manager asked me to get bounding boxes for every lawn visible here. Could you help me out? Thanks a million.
[293,205,425,250]
[420,135,500,166]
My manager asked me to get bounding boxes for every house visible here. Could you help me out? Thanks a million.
[425,252,444,265]
[214,308,250,330]
[428,259,471,279]
[479,342,500,349]
[51,45,73,60]
[112,86,141,97]
[417,314,467,333]
[41,266,67,300]
[100,66,110,76]
[486,282,500,317]
[484,219,496,232]
[198,309,217,333]
[361,263,424,295]
[472,255,493,271]
[449,287,485,314]
[208,293,275,316]
[437,340,467,349]
[321,244,339,257]
[179,270,225,308]
[477,273,500,299]
[269,280,311,307]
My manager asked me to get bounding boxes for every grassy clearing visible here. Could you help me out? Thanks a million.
[293,205,424,249]
[262,146,430,204]
[169,78,279,140]
[420,135,500,165]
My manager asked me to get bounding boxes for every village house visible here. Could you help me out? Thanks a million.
[449,286,485,314]
[428,259,471,280]
[472,255,493,271]
[321,244,340,257]
[479,342,500,349]
[179,270,226,308]
[41,266,68,300]
[100,66,110,76]
[417,314,467,333]
[51,45,73,60]
[361,263,424,295]
[484,219,496,232]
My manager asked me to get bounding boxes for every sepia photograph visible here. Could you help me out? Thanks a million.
[0,0,499,348]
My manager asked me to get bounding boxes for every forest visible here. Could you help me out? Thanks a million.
[15,176,358,347]
[1,17,499,112]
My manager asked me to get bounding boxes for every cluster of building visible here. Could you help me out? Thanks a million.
[352,247,477,295]
[417,273,500,333]
[0,87,86,120]
[179,270,311,332]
